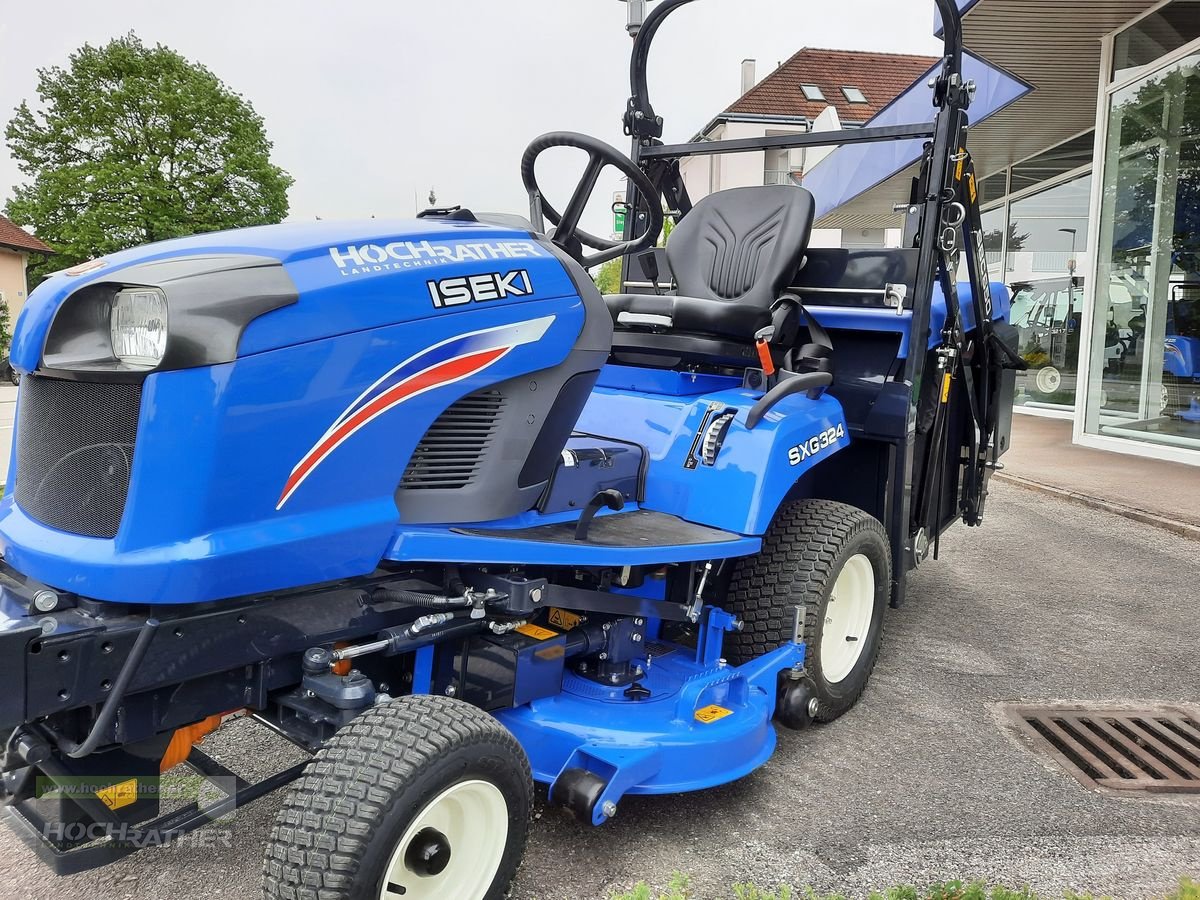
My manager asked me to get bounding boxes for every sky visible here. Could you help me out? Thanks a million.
[0,0,941,238]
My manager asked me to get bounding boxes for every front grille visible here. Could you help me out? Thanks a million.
[14,375,143,538]
[400,389,505,491]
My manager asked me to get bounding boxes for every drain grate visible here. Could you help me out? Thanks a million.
[1005,704,1200,794]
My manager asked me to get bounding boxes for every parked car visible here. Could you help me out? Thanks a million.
[0,355,19,387]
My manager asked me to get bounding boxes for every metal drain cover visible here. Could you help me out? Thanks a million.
[1005,703,1200,794]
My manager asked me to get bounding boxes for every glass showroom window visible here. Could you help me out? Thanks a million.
[1004,172,1092,411]
[1086,43,1200,452]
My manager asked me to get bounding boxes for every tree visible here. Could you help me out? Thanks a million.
[5,33,293,281]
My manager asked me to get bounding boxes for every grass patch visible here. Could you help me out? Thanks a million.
[609,874,1200,900]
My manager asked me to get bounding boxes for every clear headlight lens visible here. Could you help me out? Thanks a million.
[110,289,167,366]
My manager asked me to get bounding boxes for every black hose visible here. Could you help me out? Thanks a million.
[57,618,160,759]
[372,588,472,609]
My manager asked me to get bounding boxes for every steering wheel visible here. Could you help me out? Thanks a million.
[521,132,664,268]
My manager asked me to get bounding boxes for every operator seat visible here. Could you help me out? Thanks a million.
[605,184,817,367]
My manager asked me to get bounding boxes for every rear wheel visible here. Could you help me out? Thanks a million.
[723,499,891,722]
[1034,365,1062,396]
[1162,374,1184,415]
[262,695,532,900]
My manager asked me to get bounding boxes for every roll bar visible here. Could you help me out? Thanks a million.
[624,0,965,141]
[616,0,1002,609]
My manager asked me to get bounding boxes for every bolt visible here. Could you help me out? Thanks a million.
[598,652,608,660]
[826,617,833,626]
[32,590,59,613]
[633,618,644,626]
[602,622,611,632]
[445,685,457,697]
[717,658,728,668]
[530,588,543,604]
[379,683,390,693]
[631,633,642,643]
[601,801,618,818]
[808,697,820,717]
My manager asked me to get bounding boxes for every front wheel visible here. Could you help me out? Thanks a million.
[723,499,891,722]
[262,695,532,900]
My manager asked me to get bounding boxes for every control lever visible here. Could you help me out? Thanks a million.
[575,489,625,542]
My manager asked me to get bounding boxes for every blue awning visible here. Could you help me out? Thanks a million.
[804,0,1030,220]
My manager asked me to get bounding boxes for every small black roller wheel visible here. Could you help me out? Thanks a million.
[262,695,532,900]
[724,499,891,722]
[552,766,609,824]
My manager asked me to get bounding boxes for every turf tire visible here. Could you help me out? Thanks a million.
[723,499,890,722]
[262,695,532,900]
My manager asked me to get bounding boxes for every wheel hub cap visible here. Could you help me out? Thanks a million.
[404,827,452,877]
[380,779,508,900]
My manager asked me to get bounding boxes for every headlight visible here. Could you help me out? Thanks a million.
[110,289,167,366]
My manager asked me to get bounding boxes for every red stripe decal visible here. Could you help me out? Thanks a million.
[277,346,508,508]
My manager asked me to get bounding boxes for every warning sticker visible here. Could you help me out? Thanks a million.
[547,608,582,630]
[96,778,138,811]
[694,704,733,724]
[516,624,559,641]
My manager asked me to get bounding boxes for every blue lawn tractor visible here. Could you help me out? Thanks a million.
[0,2,1022,897]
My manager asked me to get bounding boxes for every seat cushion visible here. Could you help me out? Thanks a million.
[604,292,772,341]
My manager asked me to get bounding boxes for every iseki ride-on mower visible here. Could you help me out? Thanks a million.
[0,1,1023,896]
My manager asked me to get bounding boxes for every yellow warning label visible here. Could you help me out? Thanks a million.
[516,624,559,641]
[940,372,953,404]
[967,173,978,203]
[96,778,138,811]
[547,608,582,630]
[695,704,733,724]
[955,148,967,181]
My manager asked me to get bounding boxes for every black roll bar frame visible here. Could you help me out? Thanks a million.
[618,0,1003,606]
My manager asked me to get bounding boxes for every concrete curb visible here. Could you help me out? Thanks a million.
[995,471,1200,542]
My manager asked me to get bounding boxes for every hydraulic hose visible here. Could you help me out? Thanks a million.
[55,618,160,759]
[372,588,473,609]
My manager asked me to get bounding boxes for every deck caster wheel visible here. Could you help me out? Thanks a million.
[262,695,532,900]
[776,672,817,730]
[724,499,890,723]
[552,766,608,824]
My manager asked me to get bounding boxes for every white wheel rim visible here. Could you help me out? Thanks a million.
[1035,366,1061,393]
[819,554,876,684]
[379,779,509,900]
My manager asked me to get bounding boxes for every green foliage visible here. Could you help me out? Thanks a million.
[594,258,622,295]
[0,300,11,356]
[611,871,692,900]
[609,877,1199,900]
[5,32,293,282]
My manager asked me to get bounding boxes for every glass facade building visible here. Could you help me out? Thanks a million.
[877,0,1200,464]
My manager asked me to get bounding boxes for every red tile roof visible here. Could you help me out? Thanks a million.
[724,47,939,125]
[0,215,53,254]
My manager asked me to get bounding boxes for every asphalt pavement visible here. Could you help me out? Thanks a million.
[0,481,1196,899]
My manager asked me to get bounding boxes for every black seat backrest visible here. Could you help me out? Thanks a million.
[666,185,816,311]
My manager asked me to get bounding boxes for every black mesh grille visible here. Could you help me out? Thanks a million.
[400,389,505,491]
[14,375,143,538]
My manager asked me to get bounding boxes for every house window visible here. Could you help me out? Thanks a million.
[841,86,868,104]
[800,84,825,101]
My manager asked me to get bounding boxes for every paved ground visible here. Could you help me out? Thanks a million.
[0,481,1195,899]
[1002,415,1200,534]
